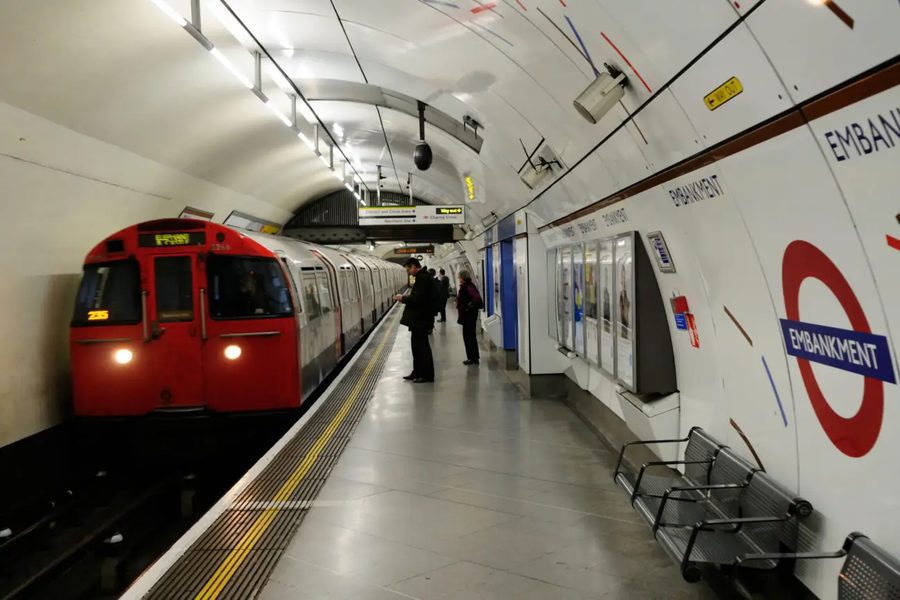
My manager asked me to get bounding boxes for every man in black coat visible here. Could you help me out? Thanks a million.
[394,258,435,383]
[437,269,451,322]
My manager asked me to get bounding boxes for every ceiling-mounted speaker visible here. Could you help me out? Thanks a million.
[414,142,433,170]
[573,64,627,124]
[414,100,433,171]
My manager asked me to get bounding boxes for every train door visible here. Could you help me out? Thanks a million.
[298,267,327,395]
[310,250,343,358]
[202,255,298,411]
[147,254,204,409]
[315,270,339,365]
[346,263,366,335]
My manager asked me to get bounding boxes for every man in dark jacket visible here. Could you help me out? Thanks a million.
[436,269,451,322]
[394,258,435,383]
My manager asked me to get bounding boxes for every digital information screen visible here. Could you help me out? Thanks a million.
[138,232,207,248]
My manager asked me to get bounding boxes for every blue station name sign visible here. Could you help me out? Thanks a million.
[780,319,896,384]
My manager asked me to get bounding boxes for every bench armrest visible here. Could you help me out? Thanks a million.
[630,460,711,503]
[677,513,779,576]
[614,433,693,481]
[652,483,748,532]
[698,515,788,534]
[735,549,847,566]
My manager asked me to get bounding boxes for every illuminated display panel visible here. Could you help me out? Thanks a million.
[137,232,206,248]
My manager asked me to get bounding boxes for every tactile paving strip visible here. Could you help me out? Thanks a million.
[145,309,400,600]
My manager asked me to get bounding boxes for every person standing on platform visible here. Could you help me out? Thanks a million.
[456,270,483,365]
[437,269,450,323]
[428,267,440,333]
[395,258,435,383]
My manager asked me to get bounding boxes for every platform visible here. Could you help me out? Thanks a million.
[261,317,719,600]
[128,308,718,600]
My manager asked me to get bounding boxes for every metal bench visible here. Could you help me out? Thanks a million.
[838,534,900,599]
[654,468,813,582]
[614,427,724,505]
[637,447,758,533]
[738,532,900,598]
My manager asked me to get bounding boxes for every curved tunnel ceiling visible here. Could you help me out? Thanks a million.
[0,0,893,231]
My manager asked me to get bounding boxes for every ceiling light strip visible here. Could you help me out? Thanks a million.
[146,0,366,189]
[216,0,369,191]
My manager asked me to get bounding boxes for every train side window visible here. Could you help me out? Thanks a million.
[280,257,302,313]
[316,272,333,314]
[347,271,356,302]
[207,256,293,319]
[338,271,347,303]
[71,260,141,326]
[346,271,357,302]
[300,272,321,319]
[155,256,194,322]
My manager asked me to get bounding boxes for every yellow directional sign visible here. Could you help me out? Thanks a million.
[704,76,743,111]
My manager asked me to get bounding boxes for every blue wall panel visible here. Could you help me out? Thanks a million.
[485,244,494,317]
[500,240,518,350]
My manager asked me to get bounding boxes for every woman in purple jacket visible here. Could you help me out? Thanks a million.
[455,271,483,365]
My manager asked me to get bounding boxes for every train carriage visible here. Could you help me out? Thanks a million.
[70,219,404,418]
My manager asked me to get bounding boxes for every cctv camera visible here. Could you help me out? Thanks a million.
[414,141,433,171]
[573,65,627,124]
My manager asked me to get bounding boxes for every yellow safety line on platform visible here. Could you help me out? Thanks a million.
[194,315,399,600]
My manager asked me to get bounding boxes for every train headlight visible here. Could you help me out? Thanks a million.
[224,345,242,360]
[113,349,133,365]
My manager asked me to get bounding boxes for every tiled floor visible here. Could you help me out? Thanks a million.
[261,321,718,599]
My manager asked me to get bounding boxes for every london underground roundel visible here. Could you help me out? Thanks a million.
[781,241,896,458]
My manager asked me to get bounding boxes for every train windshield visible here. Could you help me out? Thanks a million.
[207,256,293,319]
[72,260,141,326]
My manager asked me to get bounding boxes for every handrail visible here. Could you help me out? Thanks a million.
[219,331,281,338]
[200,288,207,341]
[141,290,150,342]
[76,338,133,345]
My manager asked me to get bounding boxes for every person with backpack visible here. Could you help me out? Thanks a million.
[455,270,483,365]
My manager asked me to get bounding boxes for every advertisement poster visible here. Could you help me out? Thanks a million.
[584,243,599,364]
[599,239,616,374]
[492,245,501,317]
[573,245,585,356]
[615,234,635,389]
[559,247,573,350]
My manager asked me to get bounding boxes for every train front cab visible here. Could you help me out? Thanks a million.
[70,219,300,417]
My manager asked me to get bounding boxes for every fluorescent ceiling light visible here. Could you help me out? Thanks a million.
[332,170,344,181]
[298,131,315,150]
[148,0,187,26]
[264,100,292,126]
[209,48,253,89]
[344,183,354,192]
[318,153,330,166]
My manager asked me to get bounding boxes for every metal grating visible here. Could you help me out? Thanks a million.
[145,309,400,600]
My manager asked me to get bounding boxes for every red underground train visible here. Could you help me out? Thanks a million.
[69,219,405,420]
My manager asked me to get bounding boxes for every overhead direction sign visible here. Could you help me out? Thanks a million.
[396,245,434,255]
[358,205,465,226]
